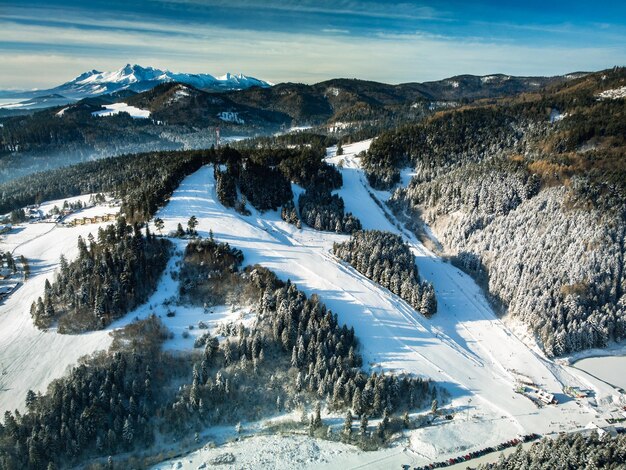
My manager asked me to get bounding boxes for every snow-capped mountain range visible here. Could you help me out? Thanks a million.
[0,64,272,103]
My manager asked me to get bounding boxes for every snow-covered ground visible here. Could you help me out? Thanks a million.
[549,108,568,123]
[0,198,120,413]
[217,111,244,124]
[572,356,626,390]
[2,140,625,468]
[400,166,418,187]
[154,434,362,470]
[148,140,625,468]
[597,85,626,100]
[91,102,151,118]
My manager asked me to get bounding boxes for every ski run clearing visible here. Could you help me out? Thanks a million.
[1,141,625,469]
[91,102,151,118]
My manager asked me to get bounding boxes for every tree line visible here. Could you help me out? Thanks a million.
[298,190,362,234]
[1,234,441,469]
[31,218,171,333]
[0,150,210,223]
[477,432,626,470]
[333,230,437,317]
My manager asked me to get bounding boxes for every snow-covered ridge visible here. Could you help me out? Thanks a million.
[1,64,272,104]
[72,64,271,90]
[66,64,272,96]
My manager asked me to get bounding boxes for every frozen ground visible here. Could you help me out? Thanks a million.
[153,140,625,468]
[154,434,362,470]
[597,85,626,100]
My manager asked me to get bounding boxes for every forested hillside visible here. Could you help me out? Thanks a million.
[0,83,293,183]
[0,237,440,469]
[210,145,363,232]
[0,72,572,184]
[0,150,209,221]
[31,220,171,333]
[476,432,626,469]
[333,230,436,317]
[368,67,626,355]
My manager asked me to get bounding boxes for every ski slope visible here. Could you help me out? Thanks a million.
[146,141,621,459]
[0,199,119,413]
[1,141,623,466]
[91,102,151,118]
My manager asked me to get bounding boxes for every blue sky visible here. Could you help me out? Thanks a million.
[1,0,625,88]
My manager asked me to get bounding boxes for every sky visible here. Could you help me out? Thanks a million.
[1,0,625,89]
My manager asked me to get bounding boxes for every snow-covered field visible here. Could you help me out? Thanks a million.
[154,434,362,470]
[92,102,151,118]
[573,356,626,390]
[217,111,245,124]
[0,198,120,413]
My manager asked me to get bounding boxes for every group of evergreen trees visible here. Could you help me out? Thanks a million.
[280,199,301,227]
[0,251,17,274]
[239,160,292,211]
[209,145,363,234]
[0,316,172,470]
[333,230,437,317]
[179,237,245,306]
[169,261,436,435]
[362,107,519,190]
[170,234,437,432]
[298,190,362,234]
[213,154,292,213]
[478,432,626,469]
[31,218,171,333]
[213,162,239,210]
[212,145,344,215]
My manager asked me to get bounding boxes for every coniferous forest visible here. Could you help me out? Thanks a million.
[0,150,209,221]
[333,230,437,316]
[477,432,626,470]
[1,59,625,470]
[31,219,171,333]
[1,236,438,469]
[368,68,626,355]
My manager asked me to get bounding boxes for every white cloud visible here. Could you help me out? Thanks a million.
[321,28,350,34]
[155,0,446,21]
[0,14,625,89]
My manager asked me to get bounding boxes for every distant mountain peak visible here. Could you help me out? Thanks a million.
[39,64,272,100]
